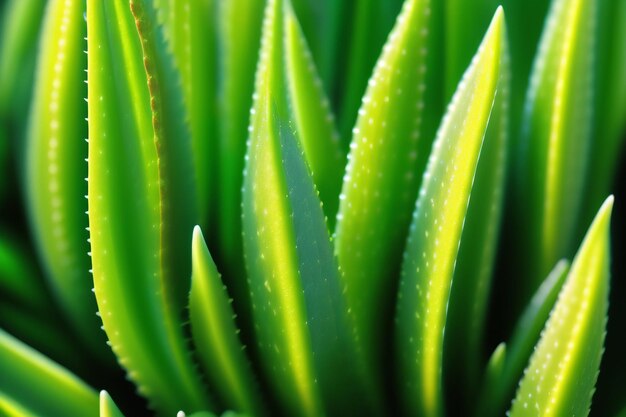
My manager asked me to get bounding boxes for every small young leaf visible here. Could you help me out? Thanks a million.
[476,260,569,417]
[189,226,265,416]
[509,196,613,417]
[515,0,597,288]
[99,391,125,417]
[334,0,443,385]
[395,8,506,417]
[87,0,209,414]
[0,328,98,417]
[25,0,106,358]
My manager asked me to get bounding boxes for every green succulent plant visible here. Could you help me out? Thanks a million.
[0,0,625,416]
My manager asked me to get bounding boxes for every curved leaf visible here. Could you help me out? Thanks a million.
[0,328,98,417]
[395,8,506,417]
[25,0,107,357]
[516,0,597,287]
[333,0,443,385]
[509,196,613,417]
[86,0,208,414]
[189,226,265,416]
[284,4,345,225]
[242,1,364,415]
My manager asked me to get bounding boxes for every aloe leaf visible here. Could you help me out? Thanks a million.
[334,0,443,385]
[479,342,507,405]
[584,0,626,224]
[515,0,597,287]
[86,0,209,414]
[189,226,265,415]
[444,0,499,100]
[476,260,569,417]
[158,0,218,228]
[216,0,265,300]
[443,11,509,402]
[509,196,613,417]
[284,3,345,226]
[24,0,107,358]
[242,1,365,414]
[0,328,98,417]
[395,9,506,417]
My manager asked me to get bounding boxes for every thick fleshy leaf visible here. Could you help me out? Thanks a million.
[215,0,265,304]
[99,391,125,417]
[86,0,208,414]
[509,196,613,417]
[443,9,509,402]
[242,1,364,415]
[25,0,106,357]
[476,260,569,417]
[333,0,443,385]
[0,328,98,417]
[189,226,264,415]
[395,9,506,417]
[284,4,345,225]
[515,0,597,288]
[158,0,218,228]
[0,394,38,417]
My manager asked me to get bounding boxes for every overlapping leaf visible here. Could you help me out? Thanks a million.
[515,0,596,289]
[334,0,443,386]
[242,1,364,415]
[476,260,569,417]
[86,0,208,414]
[25,0,108,359]
[395,9,506,417]
[509,196,613,416]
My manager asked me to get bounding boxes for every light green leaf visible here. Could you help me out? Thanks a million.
[242,1,364,414]
[159,0,218,228]
[25,0,107,358]
[0,393,39,417]
[99,391,125,417]
[476,260,569,417]
[86,0,209,414]
[0,328,98,417]
[334,0,443,386]
[515,0,597,287]
[284,3,345,226]
[189,226,265,416]
[443,7,509,399]
[395,8,506,417]
[509,196,613,417]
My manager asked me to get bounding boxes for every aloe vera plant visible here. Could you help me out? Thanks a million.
[0,0,624,416]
